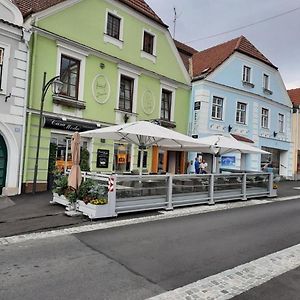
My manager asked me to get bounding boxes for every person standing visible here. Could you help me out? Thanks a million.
[194,157,200,174]
[200,159,208,174]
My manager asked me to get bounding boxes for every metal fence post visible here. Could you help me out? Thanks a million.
[107,174,117,217]
[242,173,247,200]
[209,174,215,205]
[166,174,173,210]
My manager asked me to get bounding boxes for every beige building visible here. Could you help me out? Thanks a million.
[288,88,300,179]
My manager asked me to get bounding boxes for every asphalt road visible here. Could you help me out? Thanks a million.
[1,199,300,300]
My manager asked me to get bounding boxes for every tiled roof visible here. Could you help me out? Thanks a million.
[287,88,300,106]
[231,133,254,144]
[13,0,167,26]
[174,39,198,72]
[192,35,277,78]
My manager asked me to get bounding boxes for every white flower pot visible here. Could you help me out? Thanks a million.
[76,200,117,219]
[51,193,69,207]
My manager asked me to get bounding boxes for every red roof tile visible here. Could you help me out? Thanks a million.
[13,0,167,26]
[231,133,254,144]
[288,88,300,106]
[192,35,277,78]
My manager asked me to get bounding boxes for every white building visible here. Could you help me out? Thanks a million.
[0,0,30,195]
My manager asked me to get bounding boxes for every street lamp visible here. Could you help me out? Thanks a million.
[32,72,63,194]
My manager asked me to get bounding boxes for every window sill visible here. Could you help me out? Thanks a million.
[114,108,138,116]
[263,88,273,95]
[53,95,86,109]
[140,50,156,63]
[104,33,123,49]
[242,81,255,88]
[211,117,224,122]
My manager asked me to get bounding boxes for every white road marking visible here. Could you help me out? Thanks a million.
[0,195,298,246]
[147,243,300,300]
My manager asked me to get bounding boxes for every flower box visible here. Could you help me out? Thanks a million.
[51,193,70,206]
[76,200,117,219]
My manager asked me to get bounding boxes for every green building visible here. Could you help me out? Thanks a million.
[15,0,191,192]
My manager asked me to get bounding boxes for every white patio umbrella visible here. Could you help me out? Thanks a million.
[81,121,207,175]
[193,134,269,173]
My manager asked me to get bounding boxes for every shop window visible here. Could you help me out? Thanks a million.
[113,143,131,173]
[137,150,147,168]
[60,55,80,99]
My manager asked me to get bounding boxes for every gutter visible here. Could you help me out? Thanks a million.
[18,28,32,194]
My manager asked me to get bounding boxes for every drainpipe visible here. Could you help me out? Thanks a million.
[18,28,32,194]
[296,107,299,179]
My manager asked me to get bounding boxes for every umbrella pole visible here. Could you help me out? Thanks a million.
[139,148,144,177]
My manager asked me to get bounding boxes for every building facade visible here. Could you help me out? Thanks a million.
[188,36,293,177]
[0,0,30,195]
[288,88,300,179]
[14,0,191,192]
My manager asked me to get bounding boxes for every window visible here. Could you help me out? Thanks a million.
[263,74,269,89]
[236,102,247,124]
[119,75,134,112]
[243,66,251,83]
[194,101,201,110]
[0,48,3,90]
[279,113,284,132]
[261,108,269,128]
[143,31,154,55]
[161,89,172,121]
[60,55,80,99]
[211,96,224,120]
[137,150,148,168]
[106,13,120,39]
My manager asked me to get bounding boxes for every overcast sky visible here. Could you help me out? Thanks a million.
[147,0,300,89]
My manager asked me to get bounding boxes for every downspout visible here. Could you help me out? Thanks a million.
[296,107,299,179]
[18,28,32,194]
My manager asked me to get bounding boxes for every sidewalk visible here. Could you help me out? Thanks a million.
[0,180,299,238]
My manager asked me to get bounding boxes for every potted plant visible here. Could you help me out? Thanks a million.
[76,179,113,219]
[51,174,69,206]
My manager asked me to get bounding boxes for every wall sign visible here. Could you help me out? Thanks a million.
[221,156,236,167]
[43,117,97,132]
[142,90,155,115]
[96,149,109,168]
[92,74,111,104]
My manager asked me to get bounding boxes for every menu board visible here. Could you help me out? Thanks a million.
[96,149,109,168]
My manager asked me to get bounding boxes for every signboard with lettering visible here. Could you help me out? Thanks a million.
[96,149,109,168]
[221,156,236,167]
[43,117,98,132]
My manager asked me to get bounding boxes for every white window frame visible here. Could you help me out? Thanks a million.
[242,65,251,83]
[141,28,157,63]
[104,9,124,49]
[263,73,270,90]
[211,96,224,120]
[159,80,176,122]
[56,42,87,101]
[278,113,284,133]
[236,101,247,125]
[261,107,269,129]
[0,43,10,95]
[116,65,140,114]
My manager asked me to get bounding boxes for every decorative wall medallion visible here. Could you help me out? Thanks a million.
[142,90,155,115]
[92,74,110,104]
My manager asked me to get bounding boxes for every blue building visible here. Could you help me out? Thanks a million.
[188,36,293,177]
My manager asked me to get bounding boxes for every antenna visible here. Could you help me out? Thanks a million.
[173,6,177,38]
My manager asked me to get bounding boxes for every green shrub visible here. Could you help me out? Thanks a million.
[80,148,90,172]
[52,175,68,196]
